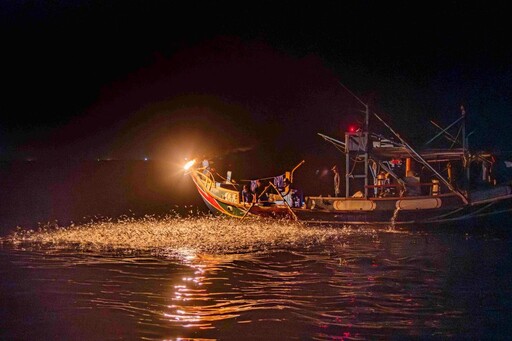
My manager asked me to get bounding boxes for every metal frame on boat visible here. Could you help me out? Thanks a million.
[185,87,512,226]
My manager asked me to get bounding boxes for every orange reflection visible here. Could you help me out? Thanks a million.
[164,253,248,330]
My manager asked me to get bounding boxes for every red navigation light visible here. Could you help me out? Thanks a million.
[348,125,357,133]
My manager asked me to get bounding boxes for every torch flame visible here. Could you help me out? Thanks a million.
[183,159,196,171]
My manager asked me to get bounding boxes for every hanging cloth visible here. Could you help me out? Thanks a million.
[250,180,258,193]
[273,174,285,189]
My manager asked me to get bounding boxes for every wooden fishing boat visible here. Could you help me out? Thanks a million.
[184,90,512,226]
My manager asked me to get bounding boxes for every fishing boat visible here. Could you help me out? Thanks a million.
[184,88,512,226]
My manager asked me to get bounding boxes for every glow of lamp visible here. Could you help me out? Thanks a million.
[183,159,196,171]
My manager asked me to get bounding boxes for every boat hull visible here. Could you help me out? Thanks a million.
[189,169,512,225]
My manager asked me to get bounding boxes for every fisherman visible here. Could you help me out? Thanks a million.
[202,156,211,174]
[332,165,341,197]
[404,170,421,196]
[254,179,269,202]
[377,170,387,197]
[241,184,254,204]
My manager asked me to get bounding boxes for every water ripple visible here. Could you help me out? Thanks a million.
[1,216,509,339]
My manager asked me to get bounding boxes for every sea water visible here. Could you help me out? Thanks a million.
[1,215,511,340]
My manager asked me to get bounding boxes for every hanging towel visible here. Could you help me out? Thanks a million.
[274,174,285,189]
[250,180,258,193]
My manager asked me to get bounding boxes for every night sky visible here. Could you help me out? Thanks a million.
[2,1,511,168]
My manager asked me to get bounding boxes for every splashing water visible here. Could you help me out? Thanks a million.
[1,214,375,257]
[390,206,400,229]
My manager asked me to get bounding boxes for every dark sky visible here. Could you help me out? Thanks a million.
[1,1,511,166]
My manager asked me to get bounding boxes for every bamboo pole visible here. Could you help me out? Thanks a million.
[268,181,298,221]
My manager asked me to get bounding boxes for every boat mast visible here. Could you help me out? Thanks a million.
[424,115,464,146]
[425,106,470,192]
[338,82,369,198]
[461,105,470,186]
[373,112,469,204]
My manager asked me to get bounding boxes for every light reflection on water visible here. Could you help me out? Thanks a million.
[1,216,511,340]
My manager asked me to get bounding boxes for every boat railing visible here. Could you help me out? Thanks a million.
[195,168,241,203]
[365,181,444,197]
[195,169,216,191]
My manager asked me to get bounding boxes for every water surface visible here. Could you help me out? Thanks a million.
[1,216,511,340]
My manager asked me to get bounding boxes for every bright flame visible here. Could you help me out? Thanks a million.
[183,159,196,171]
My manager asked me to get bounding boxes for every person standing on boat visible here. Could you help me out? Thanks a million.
[332,165,341,197]
[241,184,254,204]
[202,156,211,174]
[254,179,269,202]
